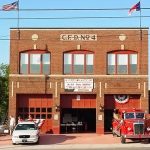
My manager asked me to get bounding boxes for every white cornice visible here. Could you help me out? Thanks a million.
[9,74,148,78]
[10,28,149,31]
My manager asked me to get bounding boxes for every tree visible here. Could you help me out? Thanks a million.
[0,63,9,123]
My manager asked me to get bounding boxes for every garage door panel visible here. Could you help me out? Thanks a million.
[47,101,53,106]
[17,94,53,133]
[41,103,47,107]
[78,100,84,108]
[90,100,96,108]
[84,100,91,108]
[72,100,78,108]
[36,100,41,106]
[61,94,96,108]
[29,101,36,107]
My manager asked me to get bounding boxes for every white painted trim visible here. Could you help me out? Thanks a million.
[144,82,146,98]
[33,44,37,49]
[55,82,57,98]
[9,74,45,77]
[17,82,19,88]
[9,74,148,78]
[94,83,96,89]
[105,83,107,89]
[138,83,141,89]
[99,82,102,98]
[61,82,63,88]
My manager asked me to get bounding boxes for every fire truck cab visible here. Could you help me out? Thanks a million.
[112,108,150,143]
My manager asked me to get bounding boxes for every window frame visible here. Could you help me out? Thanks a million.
[20,50,51,75]
[63,50,94,75]
[107,50,138,75]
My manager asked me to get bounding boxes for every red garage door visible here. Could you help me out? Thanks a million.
[104,94,140,109]
[17,94,53,133]
[60,94,96,108]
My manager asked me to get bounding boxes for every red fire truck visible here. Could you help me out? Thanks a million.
[112,108,150,143]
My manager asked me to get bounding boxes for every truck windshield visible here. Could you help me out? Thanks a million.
[125,113,134,119]
[125,112,145,119]
[135,112,144,119]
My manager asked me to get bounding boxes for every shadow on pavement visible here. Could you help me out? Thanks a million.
[39,134,76,145]
[0,134,11,141]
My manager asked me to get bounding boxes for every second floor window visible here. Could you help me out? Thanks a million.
[64,51,94,74]
[20,51,50,75]
[107,51,138,75]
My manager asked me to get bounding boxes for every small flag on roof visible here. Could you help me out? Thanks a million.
[128,1,140,15]
[2,1,18,11]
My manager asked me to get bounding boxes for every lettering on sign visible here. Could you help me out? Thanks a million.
[60,34,97,41]
[64,78,94,92]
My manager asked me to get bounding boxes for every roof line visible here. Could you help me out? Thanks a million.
[10,27,149,30]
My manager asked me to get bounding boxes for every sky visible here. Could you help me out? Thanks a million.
[0,0,150,71]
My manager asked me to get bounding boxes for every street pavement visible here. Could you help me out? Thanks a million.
[1,133,150,149]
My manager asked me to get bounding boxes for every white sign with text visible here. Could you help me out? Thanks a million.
[60,34,97,41]
[64,78,94,92]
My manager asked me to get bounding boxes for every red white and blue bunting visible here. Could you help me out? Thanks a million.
[114,95,129,104]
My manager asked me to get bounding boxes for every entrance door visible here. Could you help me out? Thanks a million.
[104,109,113,133]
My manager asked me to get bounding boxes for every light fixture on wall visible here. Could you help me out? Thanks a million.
[99,103,104,112]
[55,104,60,112]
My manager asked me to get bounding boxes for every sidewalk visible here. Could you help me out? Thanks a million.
[39,133,121,144]
[0,133,150,149]
[0,133,120,145]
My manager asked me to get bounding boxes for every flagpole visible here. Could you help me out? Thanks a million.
[17,0,20,40]
[139,1,142,40]
[17,0,20,73]
[139,1,142,80]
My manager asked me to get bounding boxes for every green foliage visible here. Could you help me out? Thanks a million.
[0,63,9,123]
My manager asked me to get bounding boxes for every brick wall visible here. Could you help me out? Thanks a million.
[9,28,149,134]
[10,28,148,75]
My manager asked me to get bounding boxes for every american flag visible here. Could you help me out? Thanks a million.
[2,1,18,11]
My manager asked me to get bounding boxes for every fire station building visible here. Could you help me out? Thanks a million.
[9,28,148,134]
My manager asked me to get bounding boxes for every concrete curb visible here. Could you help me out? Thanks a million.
[1,144,150,150]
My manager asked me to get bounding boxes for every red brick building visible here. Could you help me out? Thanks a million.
[9,28,148,134]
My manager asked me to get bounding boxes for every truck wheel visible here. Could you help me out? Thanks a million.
[112,131,115,137]
[120,135,126,144]
[112,129,116,137]
[12,142,16,145]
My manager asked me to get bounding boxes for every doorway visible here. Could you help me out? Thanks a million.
[104,109,113,133]
[60,108,96,133]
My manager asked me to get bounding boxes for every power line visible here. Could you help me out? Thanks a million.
[0,8,150,11]
[0,8,149,40]
[0,15,150,20]
[0,8,130,11]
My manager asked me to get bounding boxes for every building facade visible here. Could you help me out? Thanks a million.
[9,28,148,134]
